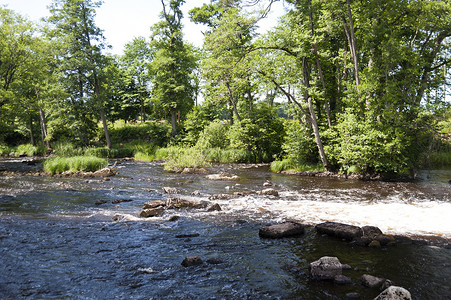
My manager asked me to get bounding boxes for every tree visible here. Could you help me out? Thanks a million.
[47,0,112,148]
[150,0,198,136]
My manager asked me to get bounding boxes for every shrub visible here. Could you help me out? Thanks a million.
[107,121,171,146]
[270,158,325,173]
[52,142,84,157]
[12,144,47,157]
[202,148,253,163]
[196,120,230,149]
[0,145,13,156]
[281,120,319,165]
[43,156,108,175]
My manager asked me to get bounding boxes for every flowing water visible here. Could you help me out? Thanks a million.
[0,158,450,299]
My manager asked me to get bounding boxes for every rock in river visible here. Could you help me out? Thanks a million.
[259,222,305,239]
[162,187,180,194]
[258,188,279,196]
[315,221,363,241]
[206,173,240,181]
[361,274,386,288]
[374,286,412,300]
[309,256,342,280]
[181,255,203,267]
[140,207,164,218]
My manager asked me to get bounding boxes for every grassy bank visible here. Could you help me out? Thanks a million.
[0,144,48,157]
[43,156,108,175]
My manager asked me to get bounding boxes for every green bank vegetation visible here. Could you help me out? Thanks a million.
[1,0,450,177]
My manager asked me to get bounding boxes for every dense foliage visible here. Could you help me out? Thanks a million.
[1,0,450,176]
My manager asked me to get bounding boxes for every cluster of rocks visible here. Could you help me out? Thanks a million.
[309,256,411,300]
[139,194,222,218]
[181,255,224,267]
[54,167,117,178]
[315,221,396,247]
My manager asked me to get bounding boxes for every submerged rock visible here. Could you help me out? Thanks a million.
[95,200,108,205]
[206,173,240,181]
[181,255,203,267]
[373,286,412,300]
[362,274,386,288]
[206,257,224,265]
[334,274,352,285]
[316,221,363,241]
[259,222,305,238]
[112,199,132,204]
[309,256,342,280]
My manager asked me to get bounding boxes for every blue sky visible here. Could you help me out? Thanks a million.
[1,0,286,55]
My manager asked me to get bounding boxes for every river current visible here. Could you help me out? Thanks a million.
[0,158,450,299]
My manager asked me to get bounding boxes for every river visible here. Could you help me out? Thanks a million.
[0,158,450,299]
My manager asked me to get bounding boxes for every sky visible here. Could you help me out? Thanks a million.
[0,0,287,55]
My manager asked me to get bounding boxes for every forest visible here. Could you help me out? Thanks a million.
[1,0,450,177]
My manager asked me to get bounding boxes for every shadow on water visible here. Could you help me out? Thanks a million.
[0,158,450,299]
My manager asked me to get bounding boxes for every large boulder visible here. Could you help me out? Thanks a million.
[259,222,305,238]
[309,256,342,280]
[316,221,363,241]
[373,286,412,300]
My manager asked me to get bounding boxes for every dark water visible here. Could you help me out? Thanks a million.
[0,158,450,299]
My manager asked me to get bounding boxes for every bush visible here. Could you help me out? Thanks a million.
[43,156,108,175]
[52,142,84,157]
[196,120,230,149]
[281,120,319,165]
[227,106,284,162]
[270,158,325,173]
[0,145,13,156]
[202,148,253,163]
[107,121,171,146]
[12,144,47,157]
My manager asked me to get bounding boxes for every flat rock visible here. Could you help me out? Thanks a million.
[181,255,203,267]
[316,221,363,241]
[373,286,412,300]
[139,207,164,218]
[206,173,239,181]
[181,168,208,174]
[259,222,305,238]
[309,256,342,280]
[258,188,279,196]
[362,274,385,288]
[143,200,166,209]
[112,199,132,204]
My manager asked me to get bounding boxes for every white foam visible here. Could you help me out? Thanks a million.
[208,192,451,238]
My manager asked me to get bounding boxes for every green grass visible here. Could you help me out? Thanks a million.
[270,158,325,173]
[163,147,210,172]
[8,144,47,157]
[43,156,108,175]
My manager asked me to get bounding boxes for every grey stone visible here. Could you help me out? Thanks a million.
[259,222,305,239]
[309,256,342,280]
[143,200,166,209]
[373,286,412,300]
[258,188,279,196]
[207,203,222,212]
[316,221,363,241]
[334,274,352,285]
[139,207,164,218]
[162,187,180,194]
[362,274,385,288]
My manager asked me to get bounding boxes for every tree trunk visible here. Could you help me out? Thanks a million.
[100,107,111,149]
[303,58,331,171]
[226,81,241,123]
[171,109,177,135]
[29,116,35,146]
[342,0,360,99]
[39,108,49,148]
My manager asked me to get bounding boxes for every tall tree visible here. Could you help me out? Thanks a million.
[47,0,112,148]
[150,0,198,136]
